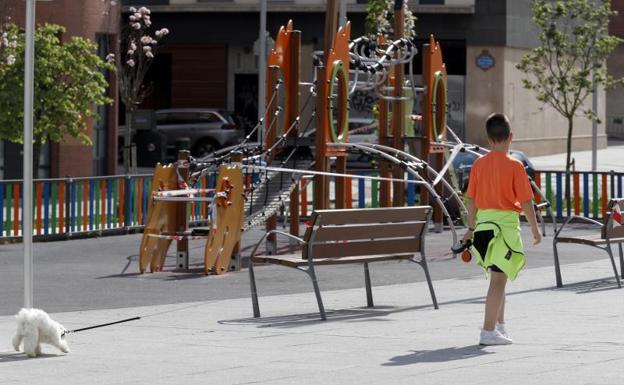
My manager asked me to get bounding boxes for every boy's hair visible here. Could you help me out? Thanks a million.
[486,113,511,142]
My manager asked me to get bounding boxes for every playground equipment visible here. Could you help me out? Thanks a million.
[136,0,557,275]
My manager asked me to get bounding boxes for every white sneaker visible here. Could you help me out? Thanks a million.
[496,322,511,340]
[479,328,513,345]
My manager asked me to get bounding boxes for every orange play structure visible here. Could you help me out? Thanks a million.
[137,2,457,275]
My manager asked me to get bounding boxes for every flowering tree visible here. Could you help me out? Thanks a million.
[0,23,113,174]
[365,0,416,41]
[112,6,169,173]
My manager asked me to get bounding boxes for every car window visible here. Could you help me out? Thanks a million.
[156,112,222,124]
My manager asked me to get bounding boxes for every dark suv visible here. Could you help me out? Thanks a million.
[154,109,244,158]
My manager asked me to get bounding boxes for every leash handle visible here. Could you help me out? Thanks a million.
[67,316,141,334]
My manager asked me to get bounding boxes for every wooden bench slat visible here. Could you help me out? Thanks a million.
[313,206,430,225]
[312,221,426,242]
[251,253,415,267]
[306,238,420,259]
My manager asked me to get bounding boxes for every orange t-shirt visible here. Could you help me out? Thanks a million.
[465,152,534,212]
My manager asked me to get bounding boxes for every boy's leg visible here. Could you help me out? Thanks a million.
[483,271,507,331]
[497,296,505,324]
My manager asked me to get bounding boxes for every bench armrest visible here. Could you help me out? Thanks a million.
[249,230,306,260]
[554,215,602,239]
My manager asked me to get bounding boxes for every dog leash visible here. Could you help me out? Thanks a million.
[62,316,141,336]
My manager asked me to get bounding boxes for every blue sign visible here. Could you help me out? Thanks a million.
[476,50,495,71]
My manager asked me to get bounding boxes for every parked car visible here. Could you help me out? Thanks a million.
[452,149,535,192]
[119,108,244,164]
[154,108,244,158]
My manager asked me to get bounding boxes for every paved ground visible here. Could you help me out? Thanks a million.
[530,139,624,172]
[0,222,602,316]
[1,252,622,384]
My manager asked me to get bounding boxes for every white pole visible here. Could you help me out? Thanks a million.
[258,0,267,144]
[23,0,36,309]
[339,0,347,27]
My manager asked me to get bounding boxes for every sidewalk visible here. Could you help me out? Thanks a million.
[1,258,622,385]
[530,140,624,172]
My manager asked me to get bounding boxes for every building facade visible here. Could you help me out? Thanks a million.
[1,0,118,179]
[608,0,624,139]
[123,0,611,158]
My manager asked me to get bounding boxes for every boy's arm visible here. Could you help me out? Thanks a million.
[520,200,542,245]
[462,197,477,243]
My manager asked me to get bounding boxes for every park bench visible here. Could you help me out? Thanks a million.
[553,198,624,288]
[248,206,438,320]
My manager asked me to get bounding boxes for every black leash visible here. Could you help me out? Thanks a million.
[63,316,141,336]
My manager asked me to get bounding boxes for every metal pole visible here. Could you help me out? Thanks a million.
[23,0,36,309]
[592,75,598,171]
[339,0,347,27]
[258,0,267,144]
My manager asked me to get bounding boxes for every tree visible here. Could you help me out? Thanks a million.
[113,6,169,174]
[517,0,624,215]
[365,0,416,41]
[0,23,113,175]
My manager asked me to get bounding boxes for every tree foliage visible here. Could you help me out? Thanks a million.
[365,0,416,41]
[517,0,623,123]
[0,23,113,146]
[517,0,623,214]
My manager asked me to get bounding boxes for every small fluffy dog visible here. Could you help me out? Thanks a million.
[12,308,70,358]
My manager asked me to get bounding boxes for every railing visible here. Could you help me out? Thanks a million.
[534,170,624,219]
[0,172,217,241]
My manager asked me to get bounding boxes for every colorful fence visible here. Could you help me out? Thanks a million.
[533,170,624,220]
[0,173,217,240]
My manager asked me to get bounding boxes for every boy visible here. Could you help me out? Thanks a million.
[463,113,541,346]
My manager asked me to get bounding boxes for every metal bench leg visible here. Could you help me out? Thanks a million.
[307,267,326,320]
[419,254,439,310]
[364,263,374,307]
[606,245,622,288]
[248,262,261,318]
[553,241,563,288]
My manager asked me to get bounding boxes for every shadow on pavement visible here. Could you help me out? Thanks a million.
[383,345,492,365]
[0,351,64,363]
[554,278,621,294]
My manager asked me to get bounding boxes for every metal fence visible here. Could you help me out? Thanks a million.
[0,173,217,240]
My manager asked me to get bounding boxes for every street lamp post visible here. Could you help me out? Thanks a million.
[23,0,36,309]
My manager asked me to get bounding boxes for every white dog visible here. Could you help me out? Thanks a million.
[12,308,70,358]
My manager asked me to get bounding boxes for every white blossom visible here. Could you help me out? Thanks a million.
[129,6,137,12]
[132,22,141,30]
[6,55,16,65]
[130,42,137,51]
[144,20,152,27]
[105,53,115,63]
[134,12,142,20]
[129,15,137,21]
[140,36,152,45]
[139,7,151,15]
[1,37,8,47]
[127,49,135,55]
[145,51,154,59]
[8,40,17,48]
[126,59,135,67]
[143,45,152,52]
[110,1,117,6]
[155,28,169,38]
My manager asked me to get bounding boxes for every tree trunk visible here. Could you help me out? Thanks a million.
[564,116,573,218]
[124,110,133,174]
